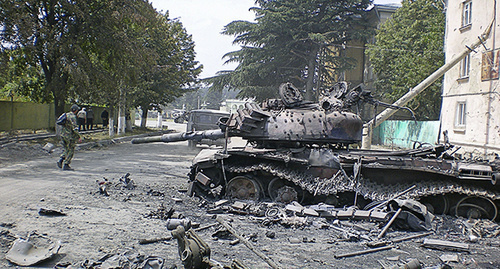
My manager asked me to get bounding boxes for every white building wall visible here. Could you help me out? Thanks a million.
[441,0,500,158]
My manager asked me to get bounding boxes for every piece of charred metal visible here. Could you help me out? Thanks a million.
[6,232,61,266]
[171,225,214,269]
[166,218,191,231]
[38,208,66,216]
[388,199,435,231]
[422,238,470,252]
[119,173,135,190]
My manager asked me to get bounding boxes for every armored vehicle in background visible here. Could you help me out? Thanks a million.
[133,82,500,221]
[185,109,230,148]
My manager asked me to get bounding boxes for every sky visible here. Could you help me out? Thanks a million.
[150,0,401,79]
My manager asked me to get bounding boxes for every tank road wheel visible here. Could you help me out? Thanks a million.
[279,83,303,106]
[492,173,500,186]
[454,196,498,221]
[419,195,449,215]
[226,176,262,201]
[268,177,304,203]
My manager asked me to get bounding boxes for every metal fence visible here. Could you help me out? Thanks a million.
[373,120,440,149]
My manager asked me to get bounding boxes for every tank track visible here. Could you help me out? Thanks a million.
[225,162,500,202]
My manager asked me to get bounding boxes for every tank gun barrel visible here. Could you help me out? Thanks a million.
[131,129,225,144]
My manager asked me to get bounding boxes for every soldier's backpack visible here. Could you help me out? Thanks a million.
[56,113,67,125]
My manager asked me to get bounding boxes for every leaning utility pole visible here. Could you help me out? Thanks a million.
[362,20,494,149]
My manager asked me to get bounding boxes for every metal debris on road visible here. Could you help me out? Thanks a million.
[6,232,61,266]
[96,178,110,196]
[38,207,67,216]
[138,236,172,245]
[118,172,135,190]
[422,238,470,252]
[334,245,394,259]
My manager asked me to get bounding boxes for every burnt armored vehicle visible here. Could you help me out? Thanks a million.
[133,82,500,221]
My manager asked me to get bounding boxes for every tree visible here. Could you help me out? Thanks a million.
[0,0,163,120]
[83,0,163,134]
[131,13,202,128]
[207,0,373,101]
[0,48,44,102]
[366,0,445,120]
[0,0,98,116]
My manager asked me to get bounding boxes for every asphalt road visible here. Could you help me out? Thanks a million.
[0,121,499,268]
[0,121,207,268]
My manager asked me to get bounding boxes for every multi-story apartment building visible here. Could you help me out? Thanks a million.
[343,4,400,88]
[440,0,500,158]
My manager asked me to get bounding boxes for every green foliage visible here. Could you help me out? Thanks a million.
[75,0,161,109]
[131,12,202,115]
[0,48,44,101]
[367,0,445,120]
[1,0,90,112]
[207,0,373,101]
[0,0,202,119]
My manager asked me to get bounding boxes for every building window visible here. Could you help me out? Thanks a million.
[455,102,466,127]
[481,50,500,81]
[460,54,470,78]
[462,1,472,27]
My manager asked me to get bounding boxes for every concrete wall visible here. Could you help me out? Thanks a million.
[440,0,500,157]
[0,101,55,131]
[0,101,109,131]
[374,120,440,149]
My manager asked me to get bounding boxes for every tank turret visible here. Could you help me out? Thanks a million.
[132,82,364,148]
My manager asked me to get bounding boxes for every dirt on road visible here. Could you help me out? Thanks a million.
[0,128,500,269]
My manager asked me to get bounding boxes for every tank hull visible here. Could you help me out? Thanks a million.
[188,146,500,221]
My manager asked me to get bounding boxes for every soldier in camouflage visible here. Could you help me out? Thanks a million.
[57,104,83,171]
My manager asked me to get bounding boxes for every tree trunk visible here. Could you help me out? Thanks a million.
[304,46,320,101]
[140,109,148,129]
[108,107,115,137]
[41,55,65,119]
[126,109,132,132]
[157,109,163,129]
[54,95,66,118]
[117,87,126,135]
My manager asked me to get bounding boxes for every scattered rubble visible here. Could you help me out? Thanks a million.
[216,216,280,269]
[3,180,500,268]
[2,138,500,268]
[70,249,166,269]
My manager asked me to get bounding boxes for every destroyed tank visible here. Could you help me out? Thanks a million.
[132,82,500,222]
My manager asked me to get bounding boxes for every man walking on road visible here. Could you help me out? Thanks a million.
[57,104,83,171]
